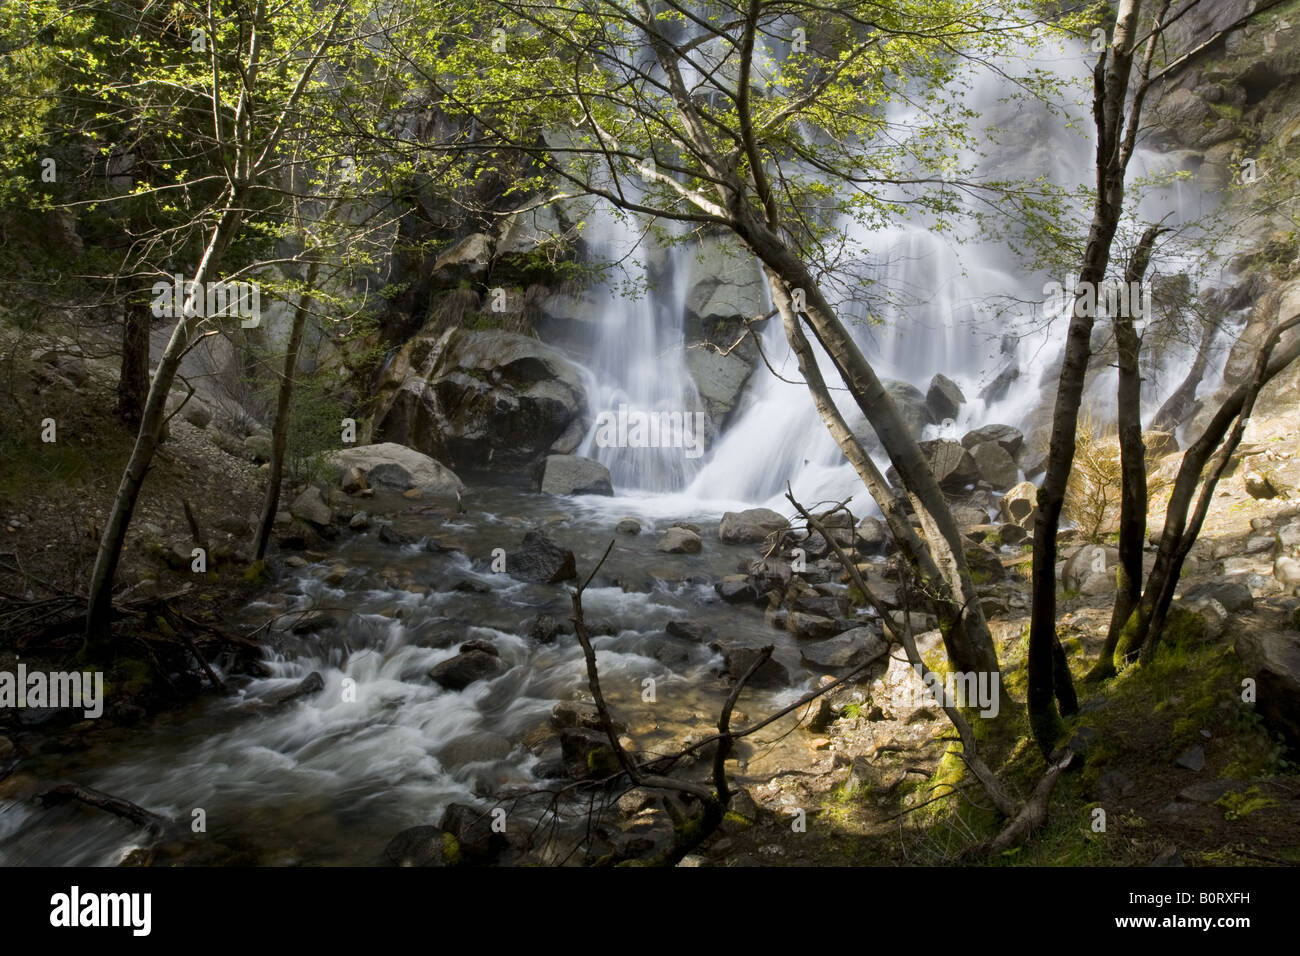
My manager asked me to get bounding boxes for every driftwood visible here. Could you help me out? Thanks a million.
[38,783,171,839]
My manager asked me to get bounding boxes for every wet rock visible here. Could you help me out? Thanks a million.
[529,614,571,644]
[718,508,789,544]
[440,803,507,864]
[509,530,578,584]
[378,524,416,546]
[666,619,715,643]
[786,611,842,640]
[711,641,790,688]
[267,671,325,706]
[716,574,760,604]
[657,527,703,554]
[341,466,367,495]
[926,373,966,421]
[551,700,625,733]
[961,424,1024,458]
[384,826,456,867]
[970,441,1020,490]
[458,639,499,657]
[289,611,338,635]
[799,628,888,672]
[429,650,504,690]
[560,727,620,777]
[534,454,614,496]
[290,487,332,527]
[616,518,642,535]
[348,511,371,531]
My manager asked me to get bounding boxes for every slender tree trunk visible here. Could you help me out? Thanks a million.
[1093,226,1164,680]
[740,216,999,678]
[254,258,321,560]
[85,199,245,640]
[1111,314,1300,666]
[116,293,151,427]
[1028,0,1146,754]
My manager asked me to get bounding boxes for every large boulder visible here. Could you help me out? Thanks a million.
[534,454,614,496]
[290,487,333,527]
[961,424,1024,458]
[910,439,979,492]
[718,508,789,544]
[509,531,578,584]
[383,826,457,867]
[327,442,463,503]
[711,641,790,689]
[682,235,770,325]
[800,628,888,673]
[374,328,588,470]
[429,650,503,690]
[969,441,1020,490]
[926,373,966,422]
[1234,629,1300,753]
[657,527,703,554]
[684,347,752,425]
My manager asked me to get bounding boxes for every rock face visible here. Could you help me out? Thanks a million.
[684,347,752,425]
[534,454,614,496]
[1234,629,1300,752]
[926,373,966,422]
[718,508,789,544]
[374,328,588,470]
[327,442,463,503]
[509,531,578,584]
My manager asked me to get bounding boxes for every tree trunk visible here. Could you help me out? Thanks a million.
[253,258,321,560]
[1093,225,1164,681]
[1112,314,1300,667]
[85,199,245,640]
[116,293,151,427]
[739,216,999,679]
[1028,0,1145,754]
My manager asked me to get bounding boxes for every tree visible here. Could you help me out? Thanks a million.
[80,0,361,639]
[401,0,1065,687]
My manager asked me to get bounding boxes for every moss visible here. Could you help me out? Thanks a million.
[441,831,461,866]
[1161,606,1206,645]
[721,809,753,829]
[1215,787,1277,821]
[242,560,267,585]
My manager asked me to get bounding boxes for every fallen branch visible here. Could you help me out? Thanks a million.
[38,783,171,838]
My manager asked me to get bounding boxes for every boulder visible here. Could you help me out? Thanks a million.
[243,433,273,464]
[855,516,888,553]
[440,803,507,864]
[266,671,325,706]
[1185,580,1254,614]
[560,727,620,777]
[666,620,715,643]
[384,826,456,867]
[961,424,1024,458]
[528,614,571,644]
[718,508,789,544]
[684,347,752,423]
[509,531,578,584]
[1275,556,1300,595]
[785,612,842,640]
[711,641,790,689]
[1144,430,1179,458]
[289,487,333,527]
[998,480,1039,529]
[657,527,703,554]
[534,454,614,496]
[326,442,463,503]
[918,439,979,492]
[616,518,641,535]
[551,699,625,732]
[799,628,888,672]
[341,466,367,495]
[1235,629,1300,751]
[373,329,588,470]
[1244,470,1281,500]
[926,373,966,422]
[1063,544,1108,592]
[964,544,1007,585]
[970,441,1020,490]
[715,575,760,604]
[429,650,504,690]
